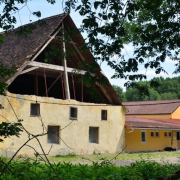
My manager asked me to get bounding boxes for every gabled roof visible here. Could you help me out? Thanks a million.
[0,14,67,70]
[0,13,121,105]
[125,116,180,130]
[123,100,180,115]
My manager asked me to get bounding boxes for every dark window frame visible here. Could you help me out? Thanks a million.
[101,110,107,121]
[30,103,40,116]
[47,125,60,144]
[89,127,99,144]
[70,107,78,120]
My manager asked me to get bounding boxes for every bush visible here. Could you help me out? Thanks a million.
[0,158,180,180]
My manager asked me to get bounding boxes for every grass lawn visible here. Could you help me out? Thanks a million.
[49,151,180,164]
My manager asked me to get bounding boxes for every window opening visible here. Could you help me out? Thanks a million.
[177,132,180,140]
[70,107,78,120]
[169,131,172,137]
[31,103,40,116]
[89,127,99,144]
[141,131,147,143]
[151,131,154,137]
[164,131,168,137]
[101,110,107,121]
[156,131,160,137]
[47,126,59,144]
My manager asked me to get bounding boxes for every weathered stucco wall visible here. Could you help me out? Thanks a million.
[125,128,176,152]
[0,93,125,157]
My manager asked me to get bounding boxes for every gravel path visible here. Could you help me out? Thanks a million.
[111,157,180,167]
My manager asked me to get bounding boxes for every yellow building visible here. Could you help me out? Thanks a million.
[0,14,126,156]
[123,100,180,152]
[125,117,180,152]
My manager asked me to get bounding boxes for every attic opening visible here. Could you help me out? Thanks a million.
[7,33,111,104]
[8,70,109,103]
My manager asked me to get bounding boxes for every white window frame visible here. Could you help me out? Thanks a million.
[169,131,172,137]
[141,130,147,143]
[164,131,168,137]
[156,131,160,138]
[150,131,155,138]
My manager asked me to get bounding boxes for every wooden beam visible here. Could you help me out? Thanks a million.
[28,61,94,75]
[96,83,113,104]
[21,67,39,75]
[67,35,113,104]
[30,27,62,62]
[6,27,62,85]
[62,22,70,100]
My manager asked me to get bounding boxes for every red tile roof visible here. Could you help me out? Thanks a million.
[125,116,180,129]
[123,100,180,115]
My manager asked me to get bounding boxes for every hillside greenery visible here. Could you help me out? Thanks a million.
[113,76,180,102]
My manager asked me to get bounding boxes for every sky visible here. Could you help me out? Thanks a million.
[0,0,179,91]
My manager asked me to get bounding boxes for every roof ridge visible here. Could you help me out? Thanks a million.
[0,13,68,34]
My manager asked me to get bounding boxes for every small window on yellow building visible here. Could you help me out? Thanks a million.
[156,131,160,137]
[141,130,147,143]
[169,132,172,137]
[164,132,168,137]
[151,131,154,137]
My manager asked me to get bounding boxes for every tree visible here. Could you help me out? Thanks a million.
[112,85,126,102]
[1,0,180,91]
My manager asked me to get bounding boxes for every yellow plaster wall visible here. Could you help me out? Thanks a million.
[125,128,177,152]
[0,93,125,157]
[126,114,172,119]
[172,106,180,119]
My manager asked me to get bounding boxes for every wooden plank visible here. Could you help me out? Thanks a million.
[28,61,93,75]
[21,67,39,75]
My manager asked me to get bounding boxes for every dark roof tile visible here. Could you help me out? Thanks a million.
[123,100,180,114]
[126,116,180,129]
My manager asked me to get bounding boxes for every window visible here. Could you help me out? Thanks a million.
[141,130,147,143]
[89,127,99,144]
[101,110,107,120]
[151,131,155,137]
[156,131,160,137]
[47,126,59,144]
[164,131,168,137]
[30,103,40,116]
[169,131,172,137]
[70,107,77,120]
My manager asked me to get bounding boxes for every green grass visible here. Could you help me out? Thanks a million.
[49,151,180,164]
